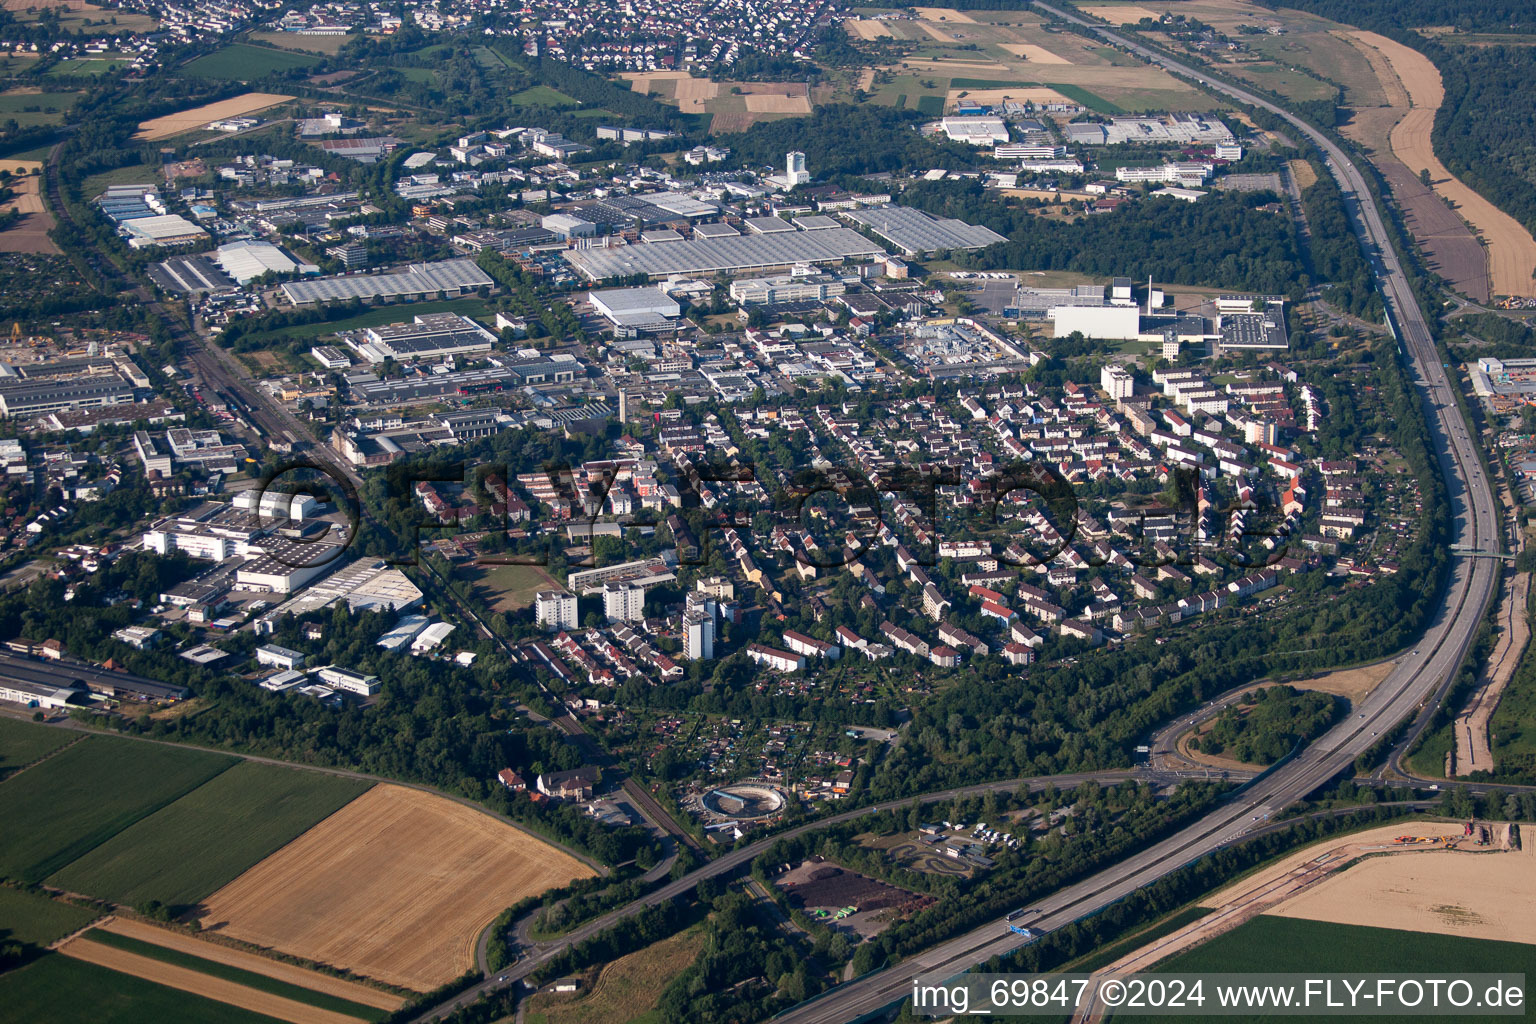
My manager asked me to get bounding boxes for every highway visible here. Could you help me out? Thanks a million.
[761,5,1503,1022]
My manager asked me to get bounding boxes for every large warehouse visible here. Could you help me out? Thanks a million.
[356,313,497,362]
[588,286,681,332]
[842,206,1006,256]
[562,228,887,282]
[280,259,493,305]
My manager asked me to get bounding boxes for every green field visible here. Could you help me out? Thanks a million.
[0,718,76,778]
[915,94,945,115]
[47,59,130,77]
[83,929,389,1021]
[0,886,100,946]
[238,297,493,346]
[0,737,235,883]
[0,91,81,127]
[48,761,369,909]
[509,85,581,108]
[1130,917,1536,1022]
[0,953,286,1024]
[183,43,319,80]
[459,562,561,614]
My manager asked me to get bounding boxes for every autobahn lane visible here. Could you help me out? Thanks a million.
[765,6,1501,1022]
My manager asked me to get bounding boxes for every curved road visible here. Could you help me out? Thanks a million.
[760,5,1502,1022]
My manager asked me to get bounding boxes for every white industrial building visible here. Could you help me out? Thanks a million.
[213,240,316,284]
[1051,304,1143,341]
[232,489,321,521]
[377,614,430,651]
[280,259,493,305]
[940,116,1010,146]
[120,214,207,249]
[255,644,306,670]
[315,665,380,695]
[587,286,681,333]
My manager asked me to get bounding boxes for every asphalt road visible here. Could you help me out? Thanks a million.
[760,7,1503,1022]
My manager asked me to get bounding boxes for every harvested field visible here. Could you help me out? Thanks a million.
[999,43,1072,64]
[915,22,956,43]
[135,92,293,141]
[744,94,811,113]
[943,87,1071,110]
[670,77,718,113]
[1347,31,1536,297]
[59,936,366,1024]
[1270,824,1536,943]
[621,71,689,95]
[910,7,977,23]
[708,111,761,134]
[95,918,404,1012]
[197,784,595,991]
[1081,5,1162,23]
[845,19,894,40]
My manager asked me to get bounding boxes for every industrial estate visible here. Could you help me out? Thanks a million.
[0,0,1533,1022]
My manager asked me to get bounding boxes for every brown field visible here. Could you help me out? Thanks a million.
[1081,5,1162,23]
[999,43,1072,64]
[523,924,707,1024]
[60,936,367,1024]
[196,785,595,991]
[95,917,406,1011]
[910,7,977,23]
[915,22,957,43]
[1270,825,1536,942]
[135,92,293,141]
[0,168,58,255]
[708,111,761,134]
[1288,659,1397,701]
[944,87,1072,110]
[1074,820,1491,1020]
[1348,31,1536,297]
[620,70,691,94]
[845,18,894,40]
[1287,158,1318,191]
[744,94,812,113]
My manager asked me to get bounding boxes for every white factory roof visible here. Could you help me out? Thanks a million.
[280,259,492,304]
[650,196,719,219]
[122,214,206,241]
[563,228,886,281]
[842,205,1006,255]
[214,240,306,284]
[402,151,438,168]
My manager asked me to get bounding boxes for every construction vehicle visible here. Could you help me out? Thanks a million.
[1464,821,1475,836]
